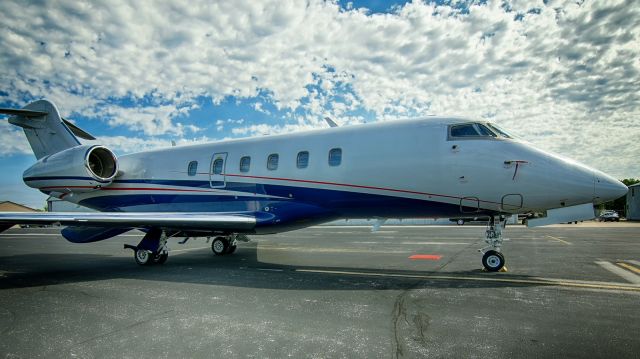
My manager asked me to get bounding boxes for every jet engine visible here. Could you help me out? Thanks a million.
[23,144,118,193]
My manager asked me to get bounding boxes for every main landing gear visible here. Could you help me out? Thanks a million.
[211,235,239,256]
[124,228,169,266]
[479,216,506,272]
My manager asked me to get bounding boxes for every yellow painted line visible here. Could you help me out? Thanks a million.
[295,269,640,293]
[617,262,640,275]
[545,235,572,245]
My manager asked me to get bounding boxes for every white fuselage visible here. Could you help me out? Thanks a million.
[42,117,625,232]
[4,100,628,268]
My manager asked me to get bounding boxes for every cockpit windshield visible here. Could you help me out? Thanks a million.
[449,122,513,139]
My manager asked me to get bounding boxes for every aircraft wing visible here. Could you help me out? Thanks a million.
[0,212,257,232]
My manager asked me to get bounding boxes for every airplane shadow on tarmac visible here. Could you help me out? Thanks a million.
[0,241,553,292]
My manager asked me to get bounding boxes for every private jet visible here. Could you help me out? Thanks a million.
[0,100,628,271]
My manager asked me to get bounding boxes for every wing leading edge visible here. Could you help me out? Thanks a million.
[0,212,257,232]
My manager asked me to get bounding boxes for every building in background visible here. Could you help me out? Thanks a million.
[0,201,39,213]
[0,201,39,228]
[626,183,640,220]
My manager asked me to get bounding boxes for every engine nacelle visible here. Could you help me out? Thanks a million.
[23,144,118,193]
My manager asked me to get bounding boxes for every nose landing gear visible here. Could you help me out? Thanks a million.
[479,216,506,272]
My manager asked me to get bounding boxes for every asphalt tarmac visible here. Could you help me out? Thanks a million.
[0,222,639,358]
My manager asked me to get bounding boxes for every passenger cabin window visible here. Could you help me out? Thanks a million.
[240,156,251,173]
[297,151,309,169]
[187,161,198,176]
[212,159,224,175]
[328,148,342,167]
[267,154,279,171]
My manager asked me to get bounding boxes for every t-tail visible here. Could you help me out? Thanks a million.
[1,99,118,201]
[0,99,96,159]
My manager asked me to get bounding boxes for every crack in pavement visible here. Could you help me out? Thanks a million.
[390,237,482,358]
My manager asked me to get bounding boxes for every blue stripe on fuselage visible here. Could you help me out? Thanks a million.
[77,180,497,224]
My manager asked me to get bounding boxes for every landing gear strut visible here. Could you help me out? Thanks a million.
[479,216,506,272]
[125,228,169,265]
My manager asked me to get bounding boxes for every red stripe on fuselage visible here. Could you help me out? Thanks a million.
[39,175,502,207]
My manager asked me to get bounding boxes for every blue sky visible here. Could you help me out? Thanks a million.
[1,0,639,208]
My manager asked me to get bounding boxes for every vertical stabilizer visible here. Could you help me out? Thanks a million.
[2,99,80,159]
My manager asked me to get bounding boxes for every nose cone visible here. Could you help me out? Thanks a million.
[594,173,628,203]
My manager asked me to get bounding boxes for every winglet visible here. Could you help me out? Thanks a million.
[324,117,339,127]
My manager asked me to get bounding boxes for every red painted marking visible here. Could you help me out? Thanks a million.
[409,254,442,260]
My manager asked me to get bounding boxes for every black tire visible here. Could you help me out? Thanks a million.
[457,219,465,226]
[227,244,237,254]
[482,250,505,272]
[154,252,168,264]
[212,237,229,256]
[134,249,152,265]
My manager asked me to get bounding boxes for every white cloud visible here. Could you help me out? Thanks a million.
[0,121,31,156]
[92,103,201,136]
[0,0,638,177]
[89,135,213,155]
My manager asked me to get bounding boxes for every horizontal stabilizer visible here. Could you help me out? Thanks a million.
[0,107,96,140]
[62,118,96,140]
[0,108,48,117]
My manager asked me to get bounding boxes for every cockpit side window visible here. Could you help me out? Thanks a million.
[486,123,513,139]
[475,123,497,137]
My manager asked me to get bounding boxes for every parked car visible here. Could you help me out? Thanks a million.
[599,210,620,222]
[450,215,513,226]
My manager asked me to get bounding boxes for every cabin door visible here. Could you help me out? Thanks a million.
[210,152,227,188]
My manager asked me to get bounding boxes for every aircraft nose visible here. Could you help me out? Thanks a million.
[594,173,628,203]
